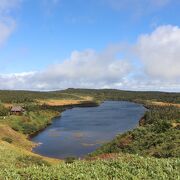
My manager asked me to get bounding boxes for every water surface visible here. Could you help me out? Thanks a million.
[32,101,146,158]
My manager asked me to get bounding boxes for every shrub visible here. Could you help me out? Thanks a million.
[152,120,172,133]
[21,123,37,134]
[0,105,9,116]
[2,137,13,143]
[16,156,50,168]
[65,156,77,164]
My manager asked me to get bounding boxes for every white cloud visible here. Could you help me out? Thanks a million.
[0,0,20,46]
[136,25,180,80]
[1,24,180,92]
[0,72,35,90]
[0,48,132,90]
[44,49,130,81]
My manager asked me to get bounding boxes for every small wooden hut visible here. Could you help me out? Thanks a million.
[10,106,25,115]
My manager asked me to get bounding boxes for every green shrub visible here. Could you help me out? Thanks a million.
[16,156,50,168]
[0,105,9,116]
[90,105,180,158]
[65,156,77,164]
[1,154,179,179]
[152,120,172,133]
[21,123,38,134]
[2,137,13,143]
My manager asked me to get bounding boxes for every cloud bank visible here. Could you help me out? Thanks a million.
[0,25,180,91]
[0,48,132,90]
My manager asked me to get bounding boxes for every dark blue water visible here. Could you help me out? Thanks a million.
[32,101,146,158]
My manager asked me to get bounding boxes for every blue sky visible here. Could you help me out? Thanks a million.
[0,0,180,91]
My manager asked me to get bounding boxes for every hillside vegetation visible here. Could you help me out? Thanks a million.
[0,89,179,179]
[0,88,180,103]
[90,105,180,158]
[0,141,179,179]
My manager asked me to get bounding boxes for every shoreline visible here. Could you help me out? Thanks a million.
[29,100,147,159]
[28,101,99,140]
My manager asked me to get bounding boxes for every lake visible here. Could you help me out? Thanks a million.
[32,101,146,159]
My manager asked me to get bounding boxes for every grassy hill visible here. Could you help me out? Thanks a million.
[0,89,179,179]
[0,144,179,179]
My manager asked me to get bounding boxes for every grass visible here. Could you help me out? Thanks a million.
[37,99,85,106]
[0,147,179,180]
[147,100,180,108]
[0,110,59,135]
[0,124,34,150]
[0,140,59,166]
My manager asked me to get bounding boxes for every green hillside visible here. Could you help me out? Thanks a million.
[0,144,179,180]
[0,89,179,179]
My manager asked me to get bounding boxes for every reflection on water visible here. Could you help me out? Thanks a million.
[32,101,146,159]
[48,130,60,138]
[81,143,96,147]
[73,132,84,138]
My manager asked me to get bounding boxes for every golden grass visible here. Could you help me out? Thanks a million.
[172,122,180,128]
[80,96,94,101]
[4,103,13,108]
[36,95,94,106]
[37,99,84,106]
[0,140,60,165]
[0,125,60,164]
[148,101,180,108]
[0,124,34,150]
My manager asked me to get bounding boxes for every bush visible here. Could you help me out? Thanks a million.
[65,156,77,164]
[16,156,50,168]
[2,137,13,143]
[21,123,38,134]
[0,105,9,116]
[90,105,180,158]
[152,120,172,133]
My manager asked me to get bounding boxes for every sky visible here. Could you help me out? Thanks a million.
[0,0,180,92]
